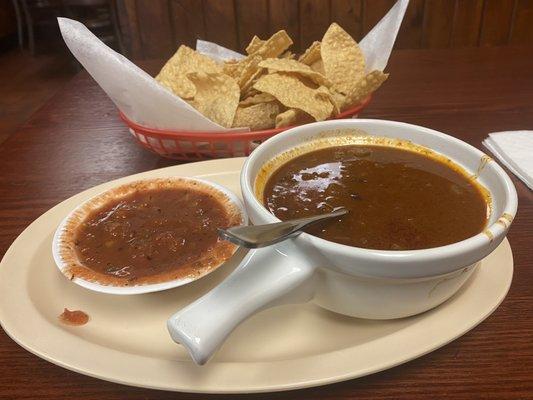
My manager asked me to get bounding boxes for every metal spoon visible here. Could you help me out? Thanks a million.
[218,208,348,249]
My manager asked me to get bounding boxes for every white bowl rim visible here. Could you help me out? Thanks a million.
[241,119,518,267]
[52,177,247,295]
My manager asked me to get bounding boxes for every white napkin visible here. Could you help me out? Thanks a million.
[58,0,408,132]
[483,131,533,190]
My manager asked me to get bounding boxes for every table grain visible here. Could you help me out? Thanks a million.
[0,46,532,400]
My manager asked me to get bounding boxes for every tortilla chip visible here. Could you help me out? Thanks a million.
[245,35,265,55]
[321,23,365,94]
[156,45,222,99]
[316,86,340,115]
[280,51,295,59]
[232,102,280,130]
[222,59,241,78]
[240,66,264,95]
[310,58,325,75]
[232,55,261,88]
[250,30,293,58]
[253,73,334,121]
[258,58,331,87]
[239,92,277,107]
[186,72,240,128]
[327,88,346,114]
[240,88,260,100]
[299,41,321,65]
[155,22,388,129]
[343,70,389,109]
[275,108,314,128]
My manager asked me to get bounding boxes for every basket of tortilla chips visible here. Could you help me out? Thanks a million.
[122,23,388,160]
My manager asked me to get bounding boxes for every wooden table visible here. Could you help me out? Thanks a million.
[0,46,532,399]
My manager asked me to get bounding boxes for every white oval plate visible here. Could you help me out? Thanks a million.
[52,176,247,295]
[0,158,513,393]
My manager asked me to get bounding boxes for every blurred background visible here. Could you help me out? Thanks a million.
[1,0,533,144]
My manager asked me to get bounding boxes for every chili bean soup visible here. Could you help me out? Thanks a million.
[263,143,489,250]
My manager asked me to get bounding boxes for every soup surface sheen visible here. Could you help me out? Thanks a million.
[263,145,488,250]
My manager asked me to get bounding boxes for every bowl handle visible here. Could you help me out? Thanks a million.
[167,239,317,365]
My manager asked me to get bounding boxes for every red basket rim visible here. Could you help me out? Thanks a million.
[119,95,372,141]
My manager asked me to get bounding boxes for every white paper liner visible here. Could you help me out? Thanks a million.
[58,0,408,132]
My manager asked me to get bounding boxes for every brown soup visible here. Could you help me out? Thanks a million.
[68,181,241,285]
[263,144,489,250]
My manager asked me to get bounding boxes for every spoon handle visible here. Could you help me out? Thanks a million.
[218,208,347,248]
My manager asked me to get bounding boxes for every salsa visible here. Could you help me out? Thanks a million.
[59,308,89,326]
[70,182,241,285]
[263,145,488,250]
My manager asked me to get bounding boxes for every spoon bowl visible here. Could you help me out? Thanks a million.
[218,209,348,248]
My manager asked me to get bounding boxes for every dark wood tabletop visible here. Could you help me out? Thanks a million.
[0,46,532,400]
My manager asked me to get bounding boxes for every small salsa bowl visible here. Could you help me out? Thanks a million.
[52,177,247,295]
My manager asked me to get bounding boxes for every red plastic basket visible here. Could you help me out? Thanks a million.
[120,95,372,161]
